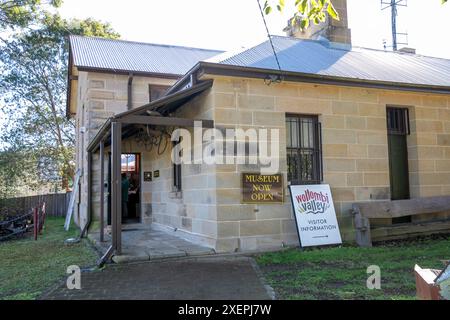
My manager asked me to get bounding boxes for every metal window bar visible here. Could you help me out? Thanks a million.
[286,115,322,185]
[387,107,410,135]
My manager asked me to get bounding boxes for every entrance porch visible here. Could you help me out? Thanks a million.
[89,224,215,263]
[83,80,215,263]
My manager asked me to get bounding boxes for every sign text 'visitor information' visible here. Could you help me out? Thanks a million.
[242,173,283,204]
[289,184,342,247]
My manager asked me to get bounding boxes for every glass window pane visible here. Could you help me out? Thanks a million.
[291,118,299,148]
[287,149,299,183]
[121,154,136,172]
[286,117,299,148]
[301,118,315,148]
[286,118,292,148]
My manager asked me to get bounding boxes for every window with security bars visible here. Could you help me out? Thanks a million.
[286,114,323,185]
[386,107,410,135]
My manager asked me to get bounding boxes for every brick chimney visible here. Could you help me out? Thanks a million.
[284,0,352,45]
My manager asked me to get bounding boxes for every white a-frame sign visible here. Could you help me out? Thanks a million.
[289,184,342,248]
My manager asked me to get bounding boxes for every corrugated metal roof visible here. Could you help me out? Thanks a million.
[206,36,450,88]
[69,35,223,76]
[70,35,450,89]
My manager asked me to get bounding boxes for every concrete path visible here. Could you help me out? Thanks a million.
[89,224,215,263]
[40,256,273,300]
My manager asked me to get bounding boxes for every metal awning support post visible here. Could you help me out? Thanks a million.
[99,139,105,242]
[111,121,122,254]
[87,151,92,236]
[80,151,92,238]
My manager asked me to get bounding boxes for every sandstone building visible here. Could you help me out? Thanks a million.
[67,1,450,255]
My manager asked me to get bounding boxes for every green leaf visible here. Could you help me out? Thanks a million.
[318,12,326,22]
[297,0,308,14]
[290,14,298,26]
[300,18,309,30]
[265,5,272,14]
[326,2,340,20]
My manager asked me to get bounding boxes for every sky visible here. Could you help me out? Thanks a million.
[56,0,450,59]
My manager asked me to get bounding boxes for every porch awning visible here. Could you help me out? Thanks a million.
[87,80,213,152]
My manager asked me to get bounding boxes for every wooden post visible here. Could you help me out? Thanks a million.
[33,207,38,241]
[352,204,372,247]
[111,122,122,254]
[40,202,46,234]
[81,151,93,239]
[100,140,105,242]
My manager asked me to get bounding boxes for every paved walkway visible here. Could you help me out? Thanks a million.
[89,224,215,263]
[40,256,273,300]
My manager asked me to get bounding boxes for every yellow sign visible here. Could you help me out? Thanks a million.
[242,173,283,204]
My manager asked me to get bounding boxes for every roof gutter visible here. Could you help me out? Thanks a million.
[75,66,181,80]
[196,61,450,95]
[165,63,202,95]
[127,73,134,110]
[66,42,74,119]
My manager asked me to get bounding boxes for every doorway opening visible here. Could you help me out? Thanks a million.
[108,153,141,225]
[387,107,411,224]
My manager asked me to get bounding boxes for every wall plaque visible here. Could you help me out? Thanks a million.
[242,173,283,204]
[153,170,160,178]
[144,172,152,182]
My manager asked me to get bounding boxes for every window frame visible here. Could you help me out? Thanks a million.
[386,106,410,136]
[285,113,323,185]
[149,84,170,102]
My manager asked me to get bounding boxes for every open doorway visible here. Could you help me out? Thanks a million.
[108,153,141,225]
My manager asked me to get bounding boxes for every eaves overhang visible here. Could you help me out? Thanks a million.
[179,61,450,95]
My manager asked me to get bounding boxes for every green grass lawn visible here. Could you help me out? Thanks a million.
[0,217,98,300]
[256,235,450,300]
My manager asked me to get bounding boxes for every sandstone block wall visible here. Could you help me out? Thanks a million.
[74,72,176,229]
[73,70,450,252]
[207,75,450,250]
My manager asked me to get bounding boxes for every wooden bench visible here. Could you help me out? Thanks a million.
[352,196,450,247]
